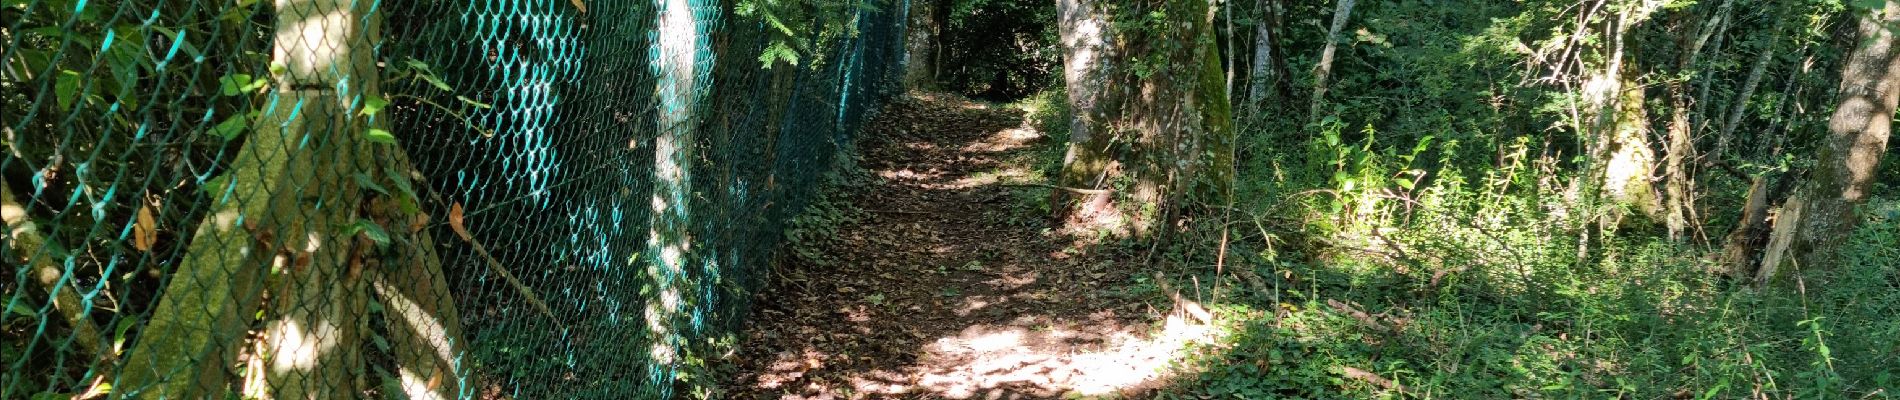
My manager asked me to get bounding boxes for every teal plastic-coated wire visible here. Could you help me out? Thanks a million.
[0,0,910,397]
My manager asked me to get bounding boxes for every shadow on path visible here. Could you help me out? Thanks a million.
[728,93,1216,400]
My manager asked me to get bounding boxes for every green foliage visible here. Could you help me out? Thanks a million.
[734,0,872,69]
[937,0,1059,99]
[1138,0,1900,397]
[1163,194,1900,398]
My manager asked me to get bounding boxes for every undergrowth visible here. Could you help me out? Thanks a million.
[1148,137,1900,398]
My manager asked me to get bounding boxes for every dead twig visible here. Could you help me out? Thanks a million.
[428,182,566,330]
[1340,366,1409,394]
[997,182,1114,195]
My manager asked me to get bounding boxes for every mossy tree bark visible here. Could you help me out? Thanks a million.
[112,0,427,396]
[1573,2,1667,232]
[1756,0,1900,283]
[1051,0,1235,238]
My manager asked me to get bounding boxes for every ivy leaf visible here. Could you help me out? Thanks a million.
[418,73,453,92]
[353,172,390,196]
[383,165,420,200]
[364,129,396,144]
[209,114,248,140]
[343,219,392,247]
[4,302,33,318]
[54,70,81,111]
[360,93,389,116]
[404,59,434,73]
[218,73,265,96]
[371,332,392,352]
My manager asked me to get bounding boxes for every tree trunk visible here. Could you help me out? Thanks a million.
[1052,0,1120,230]
[1601,73,1665,226]
[366,166,471,400]
[1575,4,1667,230]
[1308,0,1355,119]
[1052,0,1234,237]
[643,0,711,376]
[1756,0,1900,283]
[905,0,944,89]
[1663,84,1699,241]
[1246,0,1289,113]
[1717,45,1776,157]
[1659,3,1733,243]
[115,0,382,396]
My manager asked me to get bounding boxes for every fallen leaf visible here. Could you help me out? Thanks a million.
[411,212,430,233]
[133,204,157,252]
[449,203,471,241]
[569,0,586,13]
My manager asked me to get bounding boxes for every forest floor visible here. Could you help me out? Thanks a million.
[727,93,1218,399]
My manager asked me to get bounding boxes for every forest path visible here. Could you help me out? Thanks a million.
[728,93,1214,399]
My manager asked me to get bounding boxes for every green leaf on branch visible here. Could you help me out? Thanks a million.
[4,302,33,318]
[456,95,493,109]
[218,73,266,96]
[418,73,453,92]
[759,41,801,68]
[209,114,249,140]
[54,70,81,111]
[354,173,390,196]
[361,93,389,116]
[365,129,396,144]
[405,59,454,91]
[343,219,392,247]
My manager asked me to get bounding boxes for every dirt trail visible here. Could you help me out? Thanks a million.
[729,94,1215,399]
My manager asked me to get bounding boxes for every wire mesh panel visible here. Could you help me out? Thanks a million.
[0,0,907,396]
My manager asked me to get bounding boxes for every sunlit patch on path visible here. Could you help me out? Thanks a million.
[729,93,1218,399]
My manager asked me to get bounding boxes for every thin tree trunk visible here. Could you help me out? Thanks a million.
[1246,0,1287,112]
[1757,0,1900,283]
[1664,86,1699,241]
[1717,45,1776,157]
[366,168,470,400]
[1309,0,1355,119]
[1660,1,1731,242]
[1,184,104,359]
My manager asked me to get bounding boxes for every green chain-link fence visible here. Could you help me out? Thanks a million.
[1,0,908,396]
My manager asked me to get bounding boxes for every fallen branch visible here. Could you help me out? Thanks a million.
[1340,366,1408,394]
[997,182,1114,195]
[1325,299,1390,332]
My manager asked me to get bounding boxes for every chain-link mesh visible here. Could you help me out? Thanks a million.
[1,0,908,396]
